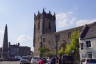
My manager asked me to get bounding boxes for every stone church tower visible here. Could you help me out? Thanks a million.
[33,9,56,56]
[2,24,9,59]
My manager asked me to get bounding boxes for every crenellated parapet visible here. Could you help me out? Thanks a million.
[34,9,56,21]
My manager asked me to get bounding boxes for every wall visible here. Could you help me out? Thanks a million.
[79,38,96,60]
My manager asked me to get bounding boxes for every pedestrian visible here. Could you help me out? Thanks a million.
[47,57,51,64]
[39,58,45,64]
[61,55,65,64]
[50,56,56,64]
[58,56,62,64]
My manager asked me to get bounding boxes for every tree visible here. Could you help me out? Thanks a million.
[58,40,67,55]
[58,47,65,55]
[39,47,50,57]
[64,44,72,55]
[64,31,80,55]
[71,31,80,51]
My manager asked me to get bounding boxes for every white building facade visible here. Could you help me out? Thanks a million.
[79,38,96,61]
[79,22,96,62]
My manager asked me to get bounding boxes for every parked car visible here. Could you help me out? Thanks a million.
[38,59,45,64]
[31,57,41,64]
[0,58,3,61]
[15,56,22,60]
[7,57,20,61]
[20,56,30,64]
[82,59,96,64]
[42,58,48,63]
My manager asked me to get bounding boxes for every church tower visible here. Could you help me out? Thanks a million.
[2,24,9,59]
[33,9,56,56]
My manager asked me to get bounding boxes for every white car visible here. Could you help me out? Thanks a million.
[20,56,30,64]
[15,56,22,60]
[31,57,41,64]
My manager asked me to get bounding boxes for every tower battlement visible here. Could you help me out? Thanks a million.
[34,9,56,21]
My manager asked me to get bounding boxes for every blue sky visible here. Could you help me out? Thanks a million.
[0,0,96,51]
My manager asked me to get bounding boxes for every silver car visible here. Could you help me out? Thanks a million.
[20,56,30,64]
[31,57,41,64]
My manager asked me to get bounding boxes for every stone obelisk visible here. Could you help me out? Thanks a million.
[2,24,9,59]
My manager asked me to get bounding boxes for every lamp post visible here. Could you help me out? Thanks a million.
[56,39,58,57]
[55,34,59,57]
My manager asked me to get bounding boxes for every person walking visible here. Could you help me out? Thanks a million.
[39,59,45,64]
[50,56,56,64]
[58,56,62,64]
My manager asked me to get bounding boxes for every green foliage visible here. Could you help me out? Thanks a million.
[39,47,49,53]
[39,47,50,57]
[71,31,80,51]
[64,31,80,55]
[46,51,56,57]
[64,44,72,55]
[58,47,65,55]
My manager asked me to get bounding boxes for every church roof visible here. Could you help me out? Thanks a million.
[47,21,96,40]
[80,22,96,39]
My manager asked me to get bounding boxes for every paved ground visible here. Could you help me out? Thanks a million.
[0,61,20,64]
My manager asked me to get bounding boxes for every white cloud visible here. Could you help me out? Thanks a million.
[56,12,96,31]
[76,19,96,26]
[0,25,34,51]
[56,12,76,31]
[16,35,34,51]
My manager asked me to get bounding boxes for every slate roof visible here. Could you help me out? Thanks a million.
[80,22,96,39]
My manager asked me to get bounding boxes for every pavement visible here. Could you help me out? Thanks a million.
[0,61,20,64]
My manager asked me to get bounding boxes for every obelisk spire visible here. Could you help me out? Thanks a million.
[2,24,9,59]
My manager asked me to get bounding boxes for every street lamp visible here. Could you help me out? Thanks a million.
[55,34,59,57]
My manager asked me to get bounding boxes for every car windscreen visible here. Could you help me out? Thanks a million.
[22,57,29,59]
[33,57,40,60]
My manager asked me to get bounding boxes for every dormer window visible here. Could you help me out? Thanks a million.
[86,41,91,47]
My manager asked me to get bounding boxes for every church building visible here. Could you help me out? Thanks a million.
[33,10,83,56]
[33,9,96,59]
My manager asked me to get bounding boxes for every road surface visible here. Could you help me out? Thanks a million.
[0,61,20,64]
